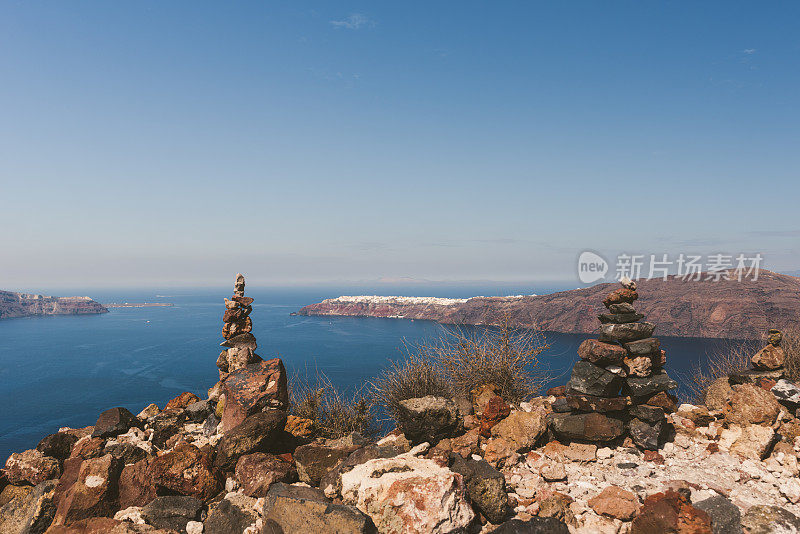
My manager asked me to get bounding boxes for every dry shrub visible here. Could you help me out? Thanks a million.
[434,320,550,403]
[373,319,549,419]
[682,339,758,405]
[783,328,800,382]
[371,347,453,422]
[290,370,378,440]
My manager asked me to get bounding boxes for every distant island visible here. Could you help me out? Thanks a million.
[298,269,800,340]
[0,290,108,319]
[105,302,174,308]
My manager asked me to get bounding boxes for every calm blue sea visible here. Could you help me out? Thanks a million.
[0,286,739,461]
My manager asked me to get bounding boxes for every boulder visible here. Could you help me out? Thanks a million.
[92,408,140,439]
[725,384,781,426]
[204,494,259,534]
[704,378,733,411]
[37,433,80,462]
[396,396,464,445]
[566,393,630,413]
[53,454,123,526]
[294,443,356,487]
[598,312,645,324]
[693,495,741,534]
[588,485,640,521]
[548,412,625,442]
[489,408,548,451]
[220,359,288,431]
[164,392,200,411]
[729,424,776,460]
[628,418,664,450]
[599,322,655,343]
[340,449,474,533]
[577,340,627,365]
[625,370,678,398]
[493,517,570,533]
[741,505,800,534]
[141,495,202,532]
[3,449,61,486]
[567,361,624,397]
[118,458,156,509]
[234,452,294,497]
[751,345,786,371]
[263,482,376,533]
[772,379,800,405]
[449,454,510,524]
[149,442,221,501]
[104,443,148,466]
[631,490,712,534]
[214,409,287,471]
[0,479,57,534]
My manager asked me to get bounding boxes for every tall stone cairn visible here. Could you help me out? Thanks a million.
[548,277,678,450]
[215,273,260,381]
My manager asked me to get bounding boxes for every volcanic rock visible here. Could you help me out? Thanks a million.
[772,379,800,405]
[490,408,548,451]
[294,442,356,487]
[37,433,80,462]
[725,384,781,426]
[567,361,624,397]
[628,418,664,450]
[234,453,294,497]
[599,322,656,343]
[577,339,627,365]
[204,494,259,534]
[480,396,511,437]
[598,312,645,324]
[214,410,287,471]
[741,505,800,533]
[624,337,661,355]
[220,358,288,431]
[693,495,741,534]
[751,344,786,371]
[3,449,61,486]
[630,490,712,534]
[92,408,140,439]
[395,396,464,445]
[53,454,123,525]
[263,482,377,533]
[625,370,678,399]
[164,392,200,411]
[0,479,57,534]
[118,458,156,509]
[588,485,640,521]
[566,393,630,413]
[493,517,570,533]
[149,442,220,501]
[603,288,639,307]
[141,495,202,532]
[449,454,510,524]
[548,412,625,442]
[704,378,733,411]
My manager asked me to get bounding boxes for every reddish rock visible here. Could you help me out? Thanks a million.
[631,490,712,534]
[643,450,665,464]
[479,396,511,437]
[757,377,778,391]
[725,383,781,426]
[149,442,221,502]
[232,296,254,306]
[284,415,314,439]
[751,344,786,370]
[577,339,628,365]
[52,454,123,526]
[53,456,83,509]
[603,288,639,307]
[589,485,640,521]
[118,458,157,509]
[91,408,140,439]
[642,391,678,413]
[37,432,81,462]
[546,385,566,397]
[234,453,294,497]
[3,448,61,486]
[221,358,288,431]
[549,412,625,442]
[566,393,630,413]
[164,392,200,411]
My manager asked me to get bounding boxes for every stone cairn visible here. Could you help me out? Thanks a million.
[215,273,260,382]
[548,277,678,450]
[729,328,787,386]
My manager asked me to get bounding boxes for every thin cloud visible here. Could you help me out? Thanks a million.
[743,48,756,54]
[330,13,373,30]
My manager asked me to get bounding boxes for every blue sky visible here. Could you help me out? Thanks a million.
[1,2,798,289]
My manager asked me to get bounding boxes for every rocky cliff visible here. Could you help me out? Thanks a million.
[298,270,800,339]
[0,290,108,319]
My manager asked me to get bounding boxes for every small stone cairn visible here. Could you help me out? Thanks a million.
[548,277,678,450]
[215,273,260,381]
[727,328,787,389]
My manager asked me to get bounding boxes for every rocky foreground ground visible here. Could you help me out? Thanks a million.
[2,370,800,534]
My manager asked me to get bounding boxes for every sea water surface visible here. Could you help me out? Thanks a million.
[0,286,744,460]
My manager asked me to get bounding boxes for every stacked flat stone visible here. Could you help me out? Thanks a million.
[215,273,262,381]
[549,277,678,450]
[730,328,786,386]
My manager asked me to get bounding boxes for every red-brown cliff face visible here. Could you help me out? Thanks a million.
[0,290,108,319]
[297,270,800,340]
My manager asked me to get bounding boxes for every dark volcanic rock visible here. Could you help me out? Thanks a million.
[37,433,80,462]
[694,495,741,534]
[625,370,678,398]
[235,453,295,497]
[741,505,800,534]
[628,418,664,451]
[449,454,510,524]
[141,495,202,532]
[628,404,665,423]
[493,517,570,533]
[623,337,661,356]
[567,361,624,398]
[548,412,625,442]
[598,312,645,324]
[263,482,376,533]
[729,369,785,385]
[91,407,140,439]
[294,443,356,487]
[566,393,630,413]
[205,496,258,534]
[214,410,287,471]
[395,396,464,445]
